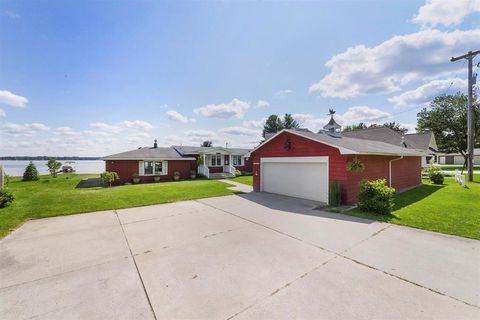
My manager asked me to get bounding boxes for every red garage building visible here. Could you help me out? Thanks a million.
[251,120,424,205]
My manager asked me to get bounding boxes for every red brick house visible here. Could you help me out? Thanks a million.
[103,141,252,185]
[251,120,424,205]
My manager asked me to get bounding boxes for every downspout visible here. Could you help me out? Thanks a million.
[388,156,403,187]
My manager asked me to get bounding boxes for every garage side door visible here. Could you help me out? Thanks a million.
[261,157,328,203]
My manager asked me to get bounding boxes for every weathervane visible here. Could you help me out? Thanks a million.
[328,108,336,116]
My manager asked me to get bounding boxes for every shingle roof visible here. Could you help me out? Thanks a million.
[102,147,195,160]
[173,145,251,156]
[255,129,425,156]
[342,126,436,152]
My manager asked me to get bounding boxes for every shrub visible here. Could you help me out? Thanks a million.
[100,171,119,187]
[0,189,15,208]
[427,166,444,184]
[47,159,62,177]
[358,179,395,215]
[235,169,243,176]
[329,183,342,207]
[23,162,39,181]
[347,157,365,172]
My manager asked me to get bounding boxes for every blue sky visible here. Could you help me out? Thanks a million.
[1,0,479,156]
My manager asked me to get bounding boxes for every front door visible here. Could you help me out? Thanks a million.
[224,155,230,166]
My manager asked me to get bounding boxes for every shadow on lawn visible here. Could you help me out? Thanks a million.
[393,183,444,211]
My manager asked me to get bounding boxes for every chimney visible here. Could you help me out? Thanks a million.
[323,109,342,138]
[154,139,158,148]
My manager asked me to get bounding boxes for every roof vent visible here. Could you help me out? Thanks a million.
[323,109,342,138]
[154,139,158,148]
[401,135,407,148]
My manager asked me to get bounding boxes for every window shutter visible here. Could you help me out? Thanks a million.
[139,161,144,175]
[163,161,168,175]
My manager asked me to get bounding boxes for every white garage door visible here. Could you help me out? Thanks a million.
[261,157,329,203]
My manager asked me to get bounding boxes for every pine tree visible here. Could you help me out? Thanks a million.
[23,161,39,181]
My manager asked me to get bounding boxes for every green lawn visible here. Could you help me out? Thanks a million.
[434,165,480,171]
[340,175,480,239]
[0,174,239,238]
[228,175,253,186]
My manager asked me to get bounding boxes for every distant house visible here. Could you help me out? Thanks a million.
[343,127,438,167]
[102,141,252,185]
[251,117,425,205]
[437,148,480,165]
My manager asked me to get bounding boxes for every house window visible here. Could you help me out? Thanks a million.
[142,161,165,175]
[154,161,163,174]
[233,155,242,166]
[144,161,154,175]
[210,153,222,166]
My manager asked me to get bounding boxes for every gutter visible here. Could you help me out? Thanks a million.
[388,156,403,187]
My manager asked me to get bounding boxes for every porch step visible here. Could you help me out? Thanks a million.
[209,172,235,179]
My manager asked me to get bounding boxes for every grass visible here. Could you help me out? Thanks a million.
[340,174,480,239]
[0,174,239,238]
[228,175,253,186]
[434,165,480,171]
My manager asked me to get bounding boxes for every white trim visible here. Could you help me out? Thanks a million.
[139,160,169,176]
[260,156,328,164]
[260,156,330,204]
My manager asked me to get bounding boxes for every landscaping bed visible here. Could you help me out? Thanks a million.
[0,174,239,238]
[337,175,480,239]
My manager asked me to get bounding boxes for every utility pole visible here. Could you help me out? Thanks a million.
[451,50,479,182]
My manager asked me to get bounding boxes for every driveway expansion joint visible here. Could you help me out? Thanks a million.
[198,198,479,310]
[114,209,158,320]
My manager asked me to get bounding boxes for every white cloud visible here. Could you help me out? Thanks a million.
[90,122,122,133]
[0,109,5,117]
[243,119,266,129]
[121,120,154,130]
[166,110,195,123]
[184,129,217,138]
[412,0,480,28]
[194,98,250,119]
[309,29,480,98]
[0,90,28,107]
[401,123,418,133]
[54,126,82,136]
[275,89,293,98]
[256,100,270,108]
[219,126,261,137]
[1,122,49,136]
[389,78,467,107]
[294,106,391,132]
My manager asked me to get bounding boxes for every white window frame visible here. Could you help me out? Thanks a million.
[139,160,168,176]
[209,153,222,167]
[232,155,243,166]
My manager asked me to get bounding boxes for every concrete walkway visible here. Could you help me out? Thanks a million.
[219,179,253,193]
[0,193,478,319]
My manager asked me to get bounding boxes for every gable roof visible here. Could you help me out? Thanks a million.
[342,126,437,152]
[252,129,425,157]
[173,145,251,156]
[103,146,195,161]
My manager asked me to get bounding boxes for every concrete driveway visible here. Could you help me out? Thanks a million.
[1,193,479,319]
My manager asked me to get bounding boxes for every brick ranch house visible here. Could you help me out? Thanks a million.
[103,141,252,185]
[251,117,425,205]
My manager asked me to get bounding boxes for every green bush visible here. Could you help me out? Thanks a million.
[23,162,39,181]
[0,189,15,208]
[358,179,395,215]
[235,169,243,176]
[100,171,119,187]
[329,183,342,207]
[427,166,444,184]
[47,159,62,177]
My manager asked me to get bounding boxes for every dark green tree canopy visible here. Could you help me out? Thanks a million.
[23,161,39,181]
[417,93,480,158]
[343,121,408,134]
[262,114,300,137]
[201,140,213,147]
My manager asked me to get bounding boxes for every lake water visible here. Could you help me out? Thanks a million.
[0,160,105,177]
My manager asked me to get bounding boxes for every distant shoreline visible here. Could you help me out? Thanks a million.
[0,157,101,161]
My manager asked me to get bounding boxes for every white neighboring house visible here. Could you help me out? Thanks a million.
[437,148,480,165]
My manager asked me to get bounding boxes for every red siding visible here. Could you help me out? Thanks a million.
[251,131,422,204]
[105,160,197,185]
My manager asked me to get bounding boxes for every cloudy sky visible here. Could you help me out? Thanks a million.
[1,0,479,156]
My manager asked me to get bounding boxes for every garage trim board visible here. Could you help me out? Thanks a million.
[260,156,329,204]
